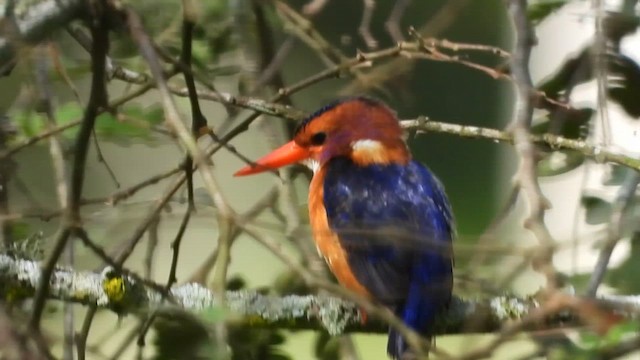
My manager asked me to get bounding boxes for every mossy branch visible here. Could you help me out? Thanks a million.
[1,253,639,336]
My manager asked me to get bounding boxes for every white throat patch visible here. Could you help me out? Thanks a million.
[302,158,320,173]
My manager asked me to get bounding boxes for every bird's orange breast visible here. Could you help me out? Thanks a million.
[309,166,371,298]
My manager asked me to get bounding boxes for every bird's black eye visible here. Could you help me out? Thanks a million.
[310,132,326,146]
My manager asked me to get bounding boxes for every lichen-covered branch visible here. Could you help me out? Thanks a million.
[1,253,639,336]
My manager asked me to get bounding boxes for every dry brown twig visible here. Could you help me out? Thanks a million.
[359,0,378,49]
[385,0,412,43]
[507,0,559,291]
[302,0,329,16]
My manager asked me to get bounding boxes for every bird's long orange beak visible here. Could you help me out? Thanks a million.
[234,140,311,176]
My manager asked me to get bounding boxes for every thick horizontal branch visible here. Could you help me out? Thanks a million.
[1,253,639,336]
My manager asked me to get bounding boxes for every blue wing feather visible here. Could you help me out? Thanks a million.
[323,157,454,358]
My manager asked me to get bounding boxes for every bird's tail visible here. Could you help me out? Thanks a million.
[387,327,414,360]
[386,289,448,359]
[386,305,432,360]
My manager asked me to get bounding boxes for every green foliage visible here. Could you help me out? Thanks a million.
[580,321,638,349]
[547,321,639,359]
[528,0,569,25]
[11,103,165,146]
[96,105,165,143]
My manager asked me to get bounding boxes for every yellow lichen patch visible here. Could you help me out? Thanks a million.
[102,276,126,303]
[5,285,34,303]
[70,291,91,302]
[245,315,268,326]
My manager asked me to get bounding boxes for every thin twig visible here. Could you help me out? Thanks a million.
[585,171,640,297]
[179,6,210,209]
[401,119,640,171]
[302,0,329,15]
[131,206,194,347]
[34,44,74,360]
[0,120,81,160]
[113,176,184,266]
[4,114,640,227]
[593,0,612,146]
[143,214,160,279]
[385,0,412,43]
[150,42,238,117]
[47,42,81,102]
[358,0,377,49]
[66,25,149,85]
[91,129,120,188]
[187,186,278,285]
[340,0,471,94]
[251,0,291,104]
[252,37,296,93]
[126,18,239,358]
[75,306,97,360]
[466,184,520,272]
[275,1,350,65]
[126,8,235,218]
[30,3,109,329]
[167,209,192,287]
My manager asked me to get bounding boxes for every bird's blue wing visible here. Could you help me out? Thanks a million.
[323,157,454,340]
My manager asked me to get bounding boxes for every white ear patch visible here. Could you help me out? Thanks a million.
[351,139,383,152]
[350,139,387,164]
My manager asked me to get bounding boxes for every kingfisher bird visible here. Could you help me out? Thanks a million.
[235,97,454,359]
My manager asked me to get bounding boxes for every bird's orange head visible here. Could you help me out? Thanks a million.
[235,97,410,176]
